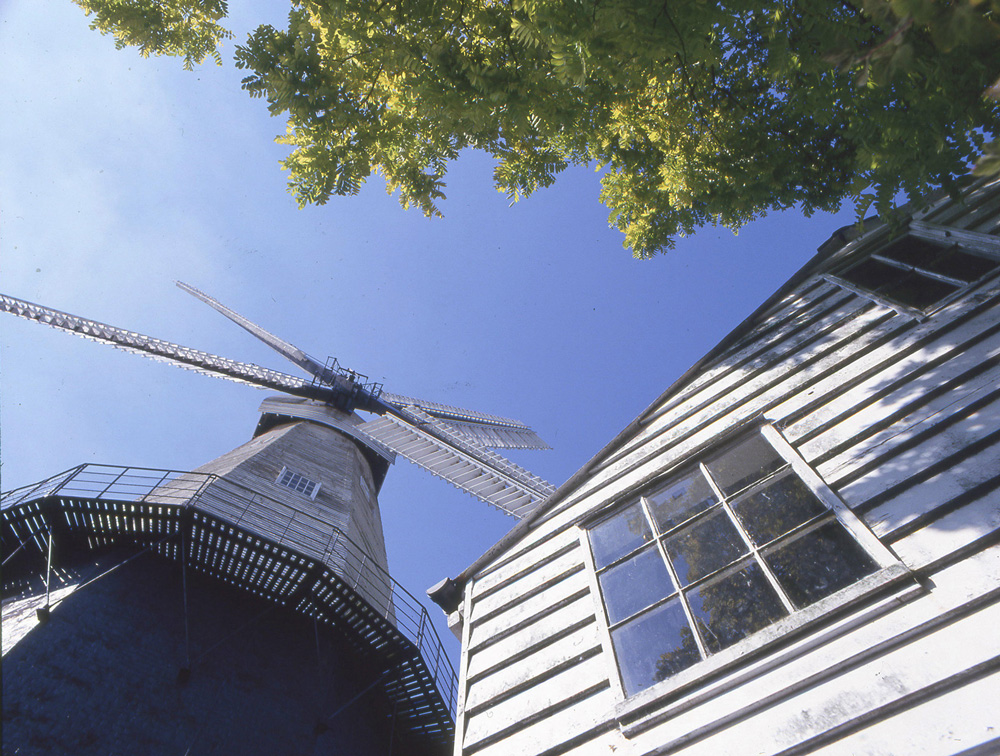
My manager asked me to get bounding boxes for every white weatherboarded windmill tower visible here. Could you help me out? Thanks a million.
[432,178,1000,756]
[1,283,554,755]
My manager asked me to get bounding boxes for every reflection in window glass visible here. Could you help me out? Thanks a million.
[590,502,652,569]
[646,471,717,534]
[732,475,826,547]
[612,599,701,696]
[600,546,675,624]
[705,435,784,496]
[663,509,748,586]
[765,522,878,608]
[688,562,788,654]
[589,429,889,698]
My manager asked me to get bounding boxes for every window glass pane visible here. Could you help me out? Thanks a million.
[841,258,902,292]
[881,272,959,309]
[878,238,1000,283]
[599,545,675,624]
[278,469,317,496]
[704,435,785,496]
[646,470,717,534]
[688,562,788,654]
[765,521,879,608]
[732,474,827,547]
[663,508,748,586]
[590,502,652,569]
[879,237,946,269]
[927,248,1000,283]
[611,599,700,696]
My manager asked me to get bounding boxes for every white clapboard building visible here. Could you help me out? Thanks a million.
[430,177,1000,756]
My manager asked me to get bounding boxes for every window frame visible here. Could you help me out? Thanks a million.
[579,423,910,711]
[826,221,1000,319]
[275,466,321,500]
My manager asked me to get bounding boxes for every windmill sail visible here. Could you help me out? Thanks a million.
[3,288,555,518]
[359,408,555,518]
[0,293,321,398]
[2,283,553,756]
[381,392,550,450]
[176,282,339,385]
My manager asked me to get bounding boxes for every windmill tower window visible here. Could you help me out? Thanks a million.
[584,426,907,700]
[833,234,1000,312]
[276,467,321,499]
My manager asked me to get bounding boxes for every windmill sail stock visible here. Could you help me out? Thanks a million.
[1,287,555,517]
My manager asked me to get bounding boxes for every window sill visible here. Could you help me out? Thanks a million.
[615,562,917,736]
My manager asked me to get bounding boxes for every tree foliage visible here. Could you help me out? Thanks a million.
[73,0,231,69]
[73,0,1000,256]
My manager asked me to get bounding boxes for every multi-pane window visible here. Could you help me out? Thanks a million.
[587,431,883,697]
[836,235,1000,311]
[276,467,320,499]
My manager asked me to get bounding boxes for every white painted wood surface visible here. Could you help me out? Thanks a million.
[453,179,1000,756]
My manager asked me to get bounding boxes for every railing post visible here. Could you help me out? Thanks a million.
[188,474,216,510]
[352,554,367,590]
[38,526,54,623]
[430,643,445,696]
[278,509,295,546]
[417,609,427,647]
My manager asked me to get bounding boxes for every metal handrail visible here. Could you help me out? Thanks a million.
[1,463,457,711]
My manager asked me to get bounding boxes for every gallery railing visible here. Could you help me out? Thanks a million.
[1,463,457,712]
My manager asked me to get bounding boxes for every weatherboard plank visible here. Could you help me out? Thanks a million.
[815,363,1000,487]
[464,684,615,756]
[648,282,849,425]
[624,292,872,458]
[785,304,1000,452]
[836,394,1000,508]
[889,491,1000,570]
[472,528,581,598]
[863,444,1000,540]
[628,595,1000,756]
[468,567,589,650]
[465,620,602,711]
[472,545,584,621]
[462,654,609,750]
[465,596,596,681]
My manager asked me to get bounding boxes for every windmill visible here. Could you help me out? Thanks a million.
[1,285,554,756]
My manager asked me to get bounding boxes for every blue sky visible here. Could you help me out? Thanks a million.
[1,0,858,661]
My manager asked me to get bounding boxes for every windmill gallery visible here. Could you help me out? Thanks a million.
[1,282,554,754]
[4,178,1000,755]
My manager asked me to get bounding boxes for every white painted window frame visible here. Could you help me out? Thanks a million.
[825,221,1000,320]
[275,466,321,500]
[578,422,913,722]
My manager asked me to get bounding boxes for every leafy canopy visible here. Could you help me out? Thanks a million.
[74,0,1000,256]
[74,0,231,69]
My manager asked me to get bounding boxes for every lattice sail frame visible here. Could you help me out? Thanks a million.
[1,289,554,517]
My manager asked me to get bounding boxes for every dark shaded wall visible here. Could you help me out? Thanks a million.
[2,549,396,755]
